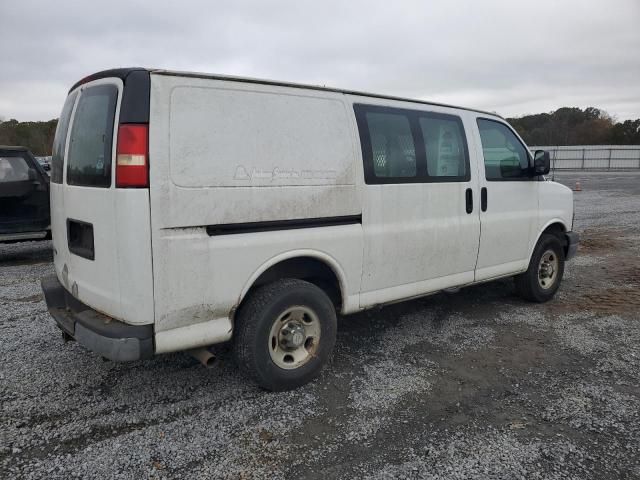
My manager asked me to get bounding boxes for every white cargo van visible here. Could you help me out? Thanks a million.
[42,68,578,390]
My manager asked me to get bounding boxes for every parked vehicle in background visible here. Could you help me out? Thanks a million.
[41,68,579,391]
[0,146,50,242]
[36,156,52,173]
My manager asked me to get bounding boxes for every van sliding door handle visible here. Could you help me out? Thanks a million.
[481,187,488,212]
[465,188,473,214]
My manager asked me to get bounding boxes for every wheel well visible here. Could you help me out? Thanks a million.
[242,257,342,311]
[541,222,568,255]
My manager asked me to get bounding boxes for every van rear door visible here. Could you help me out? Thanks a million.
[51,71,154,325]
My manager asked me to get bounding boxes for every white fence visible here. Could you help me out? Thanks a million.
[529,145,640,170]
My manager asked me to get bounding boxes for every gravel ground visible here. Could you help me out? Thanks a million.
[1,171,639,479]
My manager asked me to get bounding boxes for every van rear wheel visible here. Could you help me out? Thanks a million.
[514,233,565,303]
[233,279,337,391]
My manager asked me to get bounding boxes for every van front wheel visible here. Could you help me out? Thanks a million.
[233,279,337,391]
[514,234,565,303]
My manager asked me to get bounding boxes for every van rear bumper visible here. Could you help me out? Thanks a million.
[40,275,154,361]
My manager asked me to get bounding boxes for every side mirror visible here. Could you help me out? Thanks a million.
[28,168,38,181]
[533,150,550,175]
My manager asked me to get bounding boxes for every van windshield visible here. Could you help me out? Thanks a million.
[66,85,118,187]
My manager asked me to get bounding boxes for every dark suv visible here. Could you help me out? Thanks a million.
[0,146,50,242]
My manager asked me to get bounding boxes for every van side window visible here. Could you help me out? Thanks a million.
[477,119,530,180]
[364,111,417,179]
[355,104,471,184]
[419,114,468,178]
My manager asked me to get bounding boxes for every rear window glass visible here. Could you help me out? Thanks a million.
[51,91,77,184]
[66,85,118,187]
[0,155,30,182]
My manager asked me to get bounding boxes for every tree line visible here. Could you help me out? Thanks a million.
[0,118,58,156]
[507,107,640,146]
[1,106,639,155]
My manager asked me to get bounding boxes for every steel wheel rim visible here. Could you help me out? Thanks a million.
[268,306,321,370]
[538,249,559,290]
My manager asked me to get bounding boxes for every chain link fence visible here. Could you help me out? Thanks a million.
[529,145,640,170]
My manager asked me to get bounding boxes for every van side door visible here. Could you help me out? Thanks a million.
[472,117,539,281]
[354,103,481,306]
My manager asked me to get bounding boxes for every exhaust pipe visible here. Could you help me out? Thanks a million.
[188,347,217,368]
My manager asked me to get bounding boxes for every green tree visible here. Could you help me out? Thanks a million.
[608,119,640,144]
[507,107,639,146]
[0,118,58,155]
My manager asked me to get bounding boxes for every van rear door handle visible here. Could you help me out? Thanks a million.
[465,188,473,214]
[481,187,487,212]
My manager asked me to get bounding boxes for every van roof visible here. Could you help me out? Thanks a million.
[70,67,502,118]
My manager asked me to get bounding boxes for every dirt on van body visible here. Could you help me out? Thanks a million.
[1,171,640,479]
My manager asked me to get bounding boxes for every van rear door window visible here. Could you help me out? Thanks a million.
[66,85,118,187]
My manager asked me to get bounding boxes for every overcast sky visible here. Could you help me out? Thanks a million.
[1,0,639,121]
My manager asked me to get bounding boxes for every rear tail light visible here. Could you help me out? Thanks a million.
[116,124,148,187]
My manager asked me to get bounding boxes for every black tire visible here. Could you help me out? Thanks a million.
[514,233,565,303]
[233,279,337,391]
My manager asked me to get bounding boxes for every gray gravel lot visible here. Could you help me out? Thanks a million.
[1,171,640,479]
